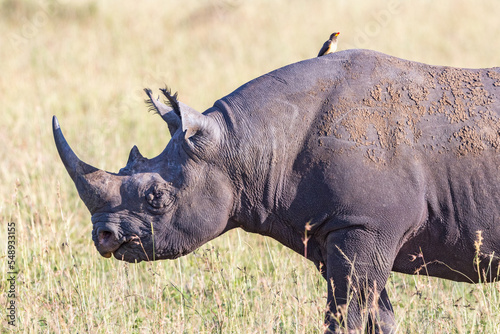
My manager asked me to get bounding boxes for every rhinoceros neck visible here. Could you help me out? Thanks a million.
[215,64,344,236]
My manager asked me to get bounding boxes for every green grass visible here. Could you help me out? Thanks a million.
[1,0,500,332]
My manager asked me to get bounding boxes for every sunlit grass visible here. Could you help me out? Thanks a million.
[1,0,500,332]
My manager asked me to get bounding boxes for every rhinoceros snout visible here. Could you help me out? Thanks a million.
[95,226,122,258]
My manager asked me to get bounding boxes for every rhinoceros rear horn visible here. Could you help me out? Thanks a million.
[52,116,113,213]
[126,145,144,165]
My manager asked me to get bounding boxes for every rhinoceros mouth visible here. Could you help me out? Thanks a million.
[111,237,186,262]
[97,239,129,260]
[99,233,186,262]
[108,235,151,263]
[101,251,113,258]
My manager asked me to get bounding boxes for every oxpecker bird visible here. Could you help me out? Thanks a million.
[317,32,340,57]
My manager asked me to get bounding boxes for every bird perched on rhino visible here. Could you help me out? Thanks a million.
[317,32,340,57]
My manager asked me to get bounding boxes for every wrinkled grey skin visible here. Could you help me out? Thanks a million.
[54,49,500,333]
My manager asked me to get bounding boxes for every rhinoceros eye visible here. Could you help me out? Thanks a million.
[145,183,173,211]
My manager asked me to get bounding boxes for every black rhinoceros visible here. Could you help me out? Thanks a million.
[53,49,500,333]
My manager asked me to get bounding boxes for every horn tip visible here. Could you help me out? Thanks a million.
[52,115,60,130]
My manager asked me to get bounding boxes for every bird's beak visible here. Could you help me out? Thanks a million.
[336,32,340,36]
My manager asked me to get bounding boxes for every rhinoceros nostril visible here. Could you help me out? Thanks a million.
[95,228,122,258]
[98,230,114,245]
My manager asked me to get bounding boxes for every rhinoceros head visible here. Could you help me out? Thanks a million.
[53,89,235,263]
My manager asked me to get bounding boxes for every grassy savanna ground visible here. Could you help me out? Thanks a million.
[1,0,500,332]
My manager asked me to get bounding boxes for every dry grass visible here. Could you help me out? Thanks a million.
[1,0,499,332]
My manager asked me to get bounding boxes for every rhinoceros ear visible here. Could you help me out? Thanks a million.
[144,88,181,136]
[158,86,208,136]
[180,106,221,142]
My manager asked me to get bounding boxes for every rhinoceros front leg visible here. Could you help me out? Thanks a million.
[324,228,397,333]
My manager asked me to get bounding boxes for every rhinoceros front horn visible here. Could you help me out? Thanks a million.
[52,116,113,213]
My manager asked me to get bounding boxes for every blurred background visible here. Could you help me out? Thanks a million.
[1,0,499,332]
